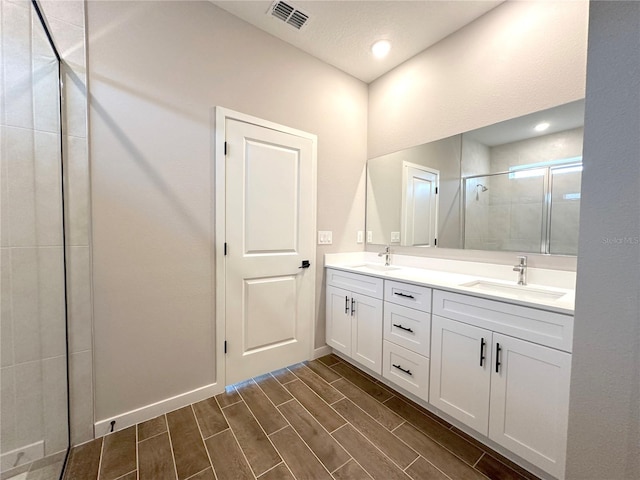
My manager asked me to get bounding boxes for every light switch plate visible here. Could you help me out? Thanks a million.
[391,232,400,242]
[367,231,373,243]
[318,231,332,245]
[357,231,364,244]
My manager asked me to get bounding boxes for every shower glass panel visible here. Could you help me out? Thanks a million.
[1,1,69,479]
[464,171,546,252]
[549,165,582,255]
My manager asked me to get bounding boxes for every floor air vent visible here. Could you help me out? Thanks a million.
[270,1,309,30]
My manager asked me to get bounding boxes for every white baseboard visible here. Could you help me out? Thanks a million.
[94,382,223,437]
[312,345,332,359]
[0,440,44,474]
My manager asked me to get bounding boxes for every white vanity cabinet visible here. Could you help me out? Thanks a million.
[429,290,573,479]
[381,280,432,398]
[325,269,383,374]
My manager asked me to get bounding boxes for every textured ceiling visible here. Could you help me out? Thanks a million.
[210,1,504,83]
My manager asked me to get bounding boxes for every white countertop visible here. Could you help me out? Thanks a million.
[325,252,575,315]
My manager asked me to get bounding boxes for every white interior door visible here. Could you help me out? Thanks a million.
[401,163,438,247]
[224,116,316,385]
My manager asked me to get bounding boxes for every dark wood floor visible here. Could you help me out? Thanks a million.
[63,354,539,480]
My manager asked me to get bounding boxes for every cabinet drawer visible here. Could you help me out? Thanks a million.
[433,290,573,352]
[384,280,432,312]
[383,302,431,356]
[382,341,429,399]
[326,268,384,298]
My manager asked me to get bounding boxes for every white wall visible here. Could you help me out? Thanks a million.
[368,0,589,158]
[566,2,640,479]
[87,1,367,423]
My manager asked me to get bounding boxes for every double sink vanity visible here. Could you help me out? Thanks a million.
[324,252,575,480]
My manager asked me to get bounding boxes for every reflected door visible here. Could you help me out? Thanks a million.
[401,163,438,247]
[225,118,315,385]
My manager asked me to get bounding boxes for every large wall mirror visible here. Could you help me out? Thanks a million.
[366,99,585,255]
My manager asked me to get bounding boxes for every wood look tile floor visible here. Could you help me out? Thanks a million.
[63,355,540,480]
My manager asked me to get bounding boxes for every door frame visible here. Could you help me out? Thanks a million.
[214,107,318,387]
[400,161,439,247]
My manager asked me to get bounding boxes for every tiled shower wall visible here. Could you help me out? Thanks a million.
[0,0,93,462]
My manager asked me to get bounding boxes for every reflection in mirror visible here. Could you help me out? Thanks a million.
[365,99,585,255]
[462,100,584,254]
[366,135,462,248]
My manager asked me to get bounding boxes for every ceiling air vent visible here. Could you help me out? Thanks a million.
[269,1,310,30]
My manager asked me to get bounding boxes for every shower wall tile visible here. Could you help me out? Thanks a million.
[15,359,45,448]
[0,365,16,452]
[1,0,34,130]
[1,248,13,367]
[4,125,37,246]
[70,350,94,445]
[68,246,92,354]
[42,355,69,455]
[510,203,543,243]
[36,247,66,360]
[1,129,9,247]
[33,130,63,246]
[66,135,90,245]
[47,17,85,69]
[31,10,60,135]
[10,247,41,363]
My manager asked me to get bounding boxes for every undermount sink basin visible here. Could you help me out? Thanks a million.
[460,280,567,301]
[349,263,403,272]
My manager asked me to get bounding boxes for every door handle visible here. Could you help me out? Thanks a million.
[298,260,311,269]
[344,296,349,314]
[351,298,355,316]
[480,338,486,367]
[495,343,502,373]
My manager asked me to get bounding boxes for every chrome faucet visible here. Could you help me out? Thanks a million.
[378,245,391,266]
[513,256,527,285]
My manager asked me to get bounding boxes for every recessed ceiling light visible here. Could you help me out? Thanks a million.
[534,122,550,132]
[371,40,391,59]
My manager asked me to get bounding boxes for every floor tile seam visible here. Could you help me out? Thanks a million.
[304,360,342,384]
[268,417,336,479]
[254,461,285,479]
[218,397,267,479]
[332,382,405,430]
[416,454,455,480]
[328,363,394,404]
[288,362,346,400]
[403,455,421,472]
[253,376,295,406]
[95,435,106,480]
[328,457,352,475]
[190,404,217,479]
[472,452,485,468]
[201,427,230,442]
[275,396,354,470]
[265,424,289,437]
[163,412,181,480]
[277,387,348,438]
[184,466,214,480]
[338,405,421,471]
[235,379,288,435]
[391,420,407,433]
[112,469,136,480]
[403,421,484,468]
[137,427,168,444]
[331,419,417,475]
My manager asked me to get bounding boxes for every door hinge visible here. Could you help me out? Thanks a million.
[435,187,438,194]
[434,238,437,246]
[224,340,227,354]
[224,243,227,255]
[224,141,227,155]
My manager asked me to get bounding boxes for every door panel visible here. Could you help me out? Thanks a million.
[225,118,315,384]
[430,315,491,434]
[245,139,299,253]
[244,276,297,352]
[402,164,438,247]
[489,334,571,478]
[326,285,351,355]
[351,293,383,373]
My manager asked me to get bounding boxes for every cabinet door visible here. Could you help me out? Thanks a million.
[351,292,383,374]
[430,315,492,435]
[489,334,571,479]
[326,285,352,356]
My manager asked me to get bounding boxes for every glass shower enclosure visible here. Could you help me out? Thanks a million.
[1,1,70,478]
